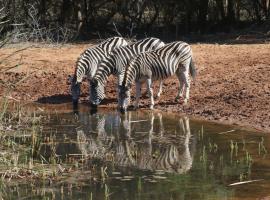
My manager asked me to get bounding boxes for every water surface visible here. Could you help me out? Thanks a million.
[1,104,270,200]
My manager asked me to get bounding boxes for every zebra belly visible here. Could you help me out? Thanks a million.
[151,68,176,80]
[149,60,177,80]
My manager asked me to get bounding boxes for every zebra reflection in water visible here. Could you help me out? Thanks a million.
[77,112,120,158]
[76,111,195,174]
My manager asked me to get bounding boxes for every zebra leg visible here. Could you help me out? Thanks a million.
[117,77,122,108]
[182,59,191,104]
[146,79,154,109]
[117,85,121,108]
[134,82,141,109]
[156,80,163,99]
[175,70,185,102]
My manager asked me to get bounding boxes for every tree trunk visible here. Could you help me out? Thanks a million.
[76,2,84,38]
[198,0,209,34]
[60,0,70,25]
[263,0,270,19]
[227,0,235,24]
[236,0,240,21]
[84,0,88,24]
[216,0,225,21]
[184,0,191,34]
[253,0,261,21]
[39,0,46,26]
[267,0,270,19]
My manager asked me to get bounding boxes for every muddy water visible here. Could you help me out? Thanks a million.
[2,104,270,200]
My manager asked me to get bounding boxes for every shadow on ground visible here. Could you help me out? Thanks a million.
[36,94,72,104]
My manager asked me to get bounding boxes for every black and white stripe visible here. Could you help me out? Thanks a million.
[70,37,128,104]
[119,41,197,111]
[90,37,165,106]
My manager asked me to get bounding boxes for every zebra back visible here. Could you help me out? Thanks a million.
[122,41,192,88]
[70,37,127,104]
[92,37,165,86]
[74,37,128,84]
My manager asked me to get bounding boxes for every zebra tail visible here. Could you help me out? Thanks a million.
[189,57,197,80]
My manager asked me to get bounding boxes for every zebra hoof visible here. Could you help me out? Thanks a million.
[133,105,139,110]
[90,108,97,115]
[90,102,98,108]
[72,99,79,105]
[119,108,127,113]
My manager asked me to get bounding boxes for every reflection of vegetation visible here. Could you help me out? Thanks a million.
[259,137,268,155]
[1,8,81,183]
[0,104,57,179]
[196,131,268,185]
[1,12,51,178]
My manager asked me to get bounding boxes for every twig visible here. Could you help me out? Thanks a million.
[217,130,236,135]
[1,63,23,73]
[229,179,264,186]
[130,120,148,123]
[112,22,123,37]
[0,19,9,25]
[0,46,31,65]
[6,96,20,102]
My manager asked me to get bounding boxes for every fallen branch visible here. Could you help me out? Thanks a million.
[217,130,236,135]
[229,179,264,186]
[6,96,20,102]
[130,120,148,123]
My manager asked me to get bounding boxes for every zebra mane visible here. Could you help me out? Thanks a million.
[74,45,100,81]
[73,54,84,79]
[71,57,81,82]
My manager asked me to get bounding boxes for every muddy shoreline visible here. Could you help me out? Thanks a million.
[0,43,269,133]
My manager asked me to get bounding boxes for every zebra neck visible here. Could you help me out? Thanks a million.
[100,57,116,84]
[123,69,137,88]
[108,56,118,75]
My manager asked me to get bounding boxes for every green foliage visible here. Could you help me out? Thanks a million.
[1,0,269,40]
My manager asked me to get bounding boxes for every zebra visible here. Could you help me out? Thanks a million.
[89,37,165,106]
[119,41,197,111]
[69,37,128,104]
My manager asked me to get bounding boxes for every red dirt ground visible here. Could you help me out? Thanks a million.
[0,42,269,132]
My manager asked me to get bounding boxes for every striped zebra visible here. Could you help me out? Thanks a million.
[89,37,165,106]
[69,37,128,104]
[119,41,197,111]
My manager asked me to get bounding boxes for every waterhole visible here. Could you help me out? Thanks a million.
[1,104,270,200]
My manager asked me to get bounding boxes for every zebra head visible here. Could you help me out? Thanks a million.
[68,75,81,104]
[118,85,131,112]
[90,79,106,106]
